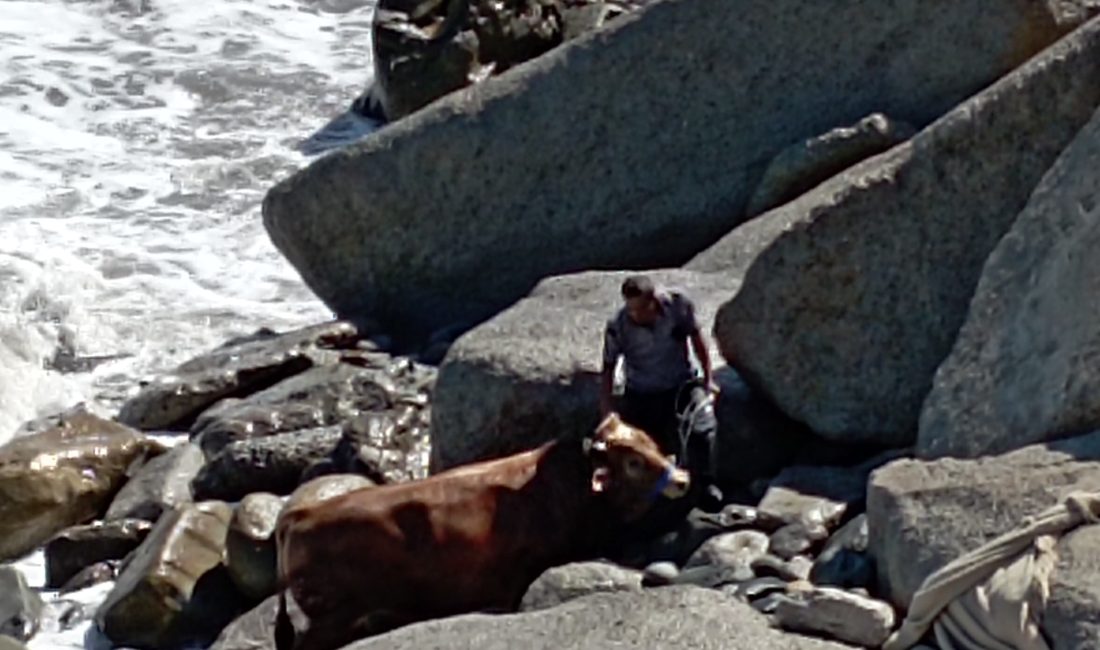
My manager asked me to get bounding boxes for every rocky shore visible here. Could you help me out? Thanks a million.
[6,1,1100,649]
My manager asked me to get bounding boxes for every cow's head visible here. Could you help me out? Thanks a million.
[584,413,690,519]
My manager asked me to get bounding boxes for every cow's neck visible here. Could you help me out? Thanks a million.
[522,438,618,554]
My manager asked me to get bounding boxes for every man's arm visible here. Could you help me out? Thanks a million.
[600,319,621,416]
[689,329,717,393]
[676,294,718,394]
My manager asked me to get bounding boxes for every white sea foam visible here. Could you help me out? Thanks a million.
[2,1,379,644]
[0,0,381,440]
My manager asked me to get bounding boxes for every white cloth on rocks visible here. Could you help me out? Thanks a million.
[882,492,1100,650]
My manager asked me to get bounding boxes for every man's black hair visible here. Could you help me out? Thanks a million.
[621,274,656,300]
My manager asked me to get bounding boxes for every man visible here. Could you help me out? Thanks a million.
[600,275,723,510]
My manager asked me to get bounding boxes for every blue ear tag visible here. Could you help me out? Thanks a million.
[649,467,673,501]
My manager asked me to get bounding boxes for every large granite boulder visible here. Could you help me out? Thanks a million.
[118,322,358,431]
[520,561,642,611]
[192,426,344,501]
[918,107,1100,459]
[430,269,831,478]
[96,501,247,649]
[697,17,1100,446]
[106,442,204,521]
[866,431,1100,646]
[190,358,419,456]
[344,586,854,650]
[263,0,1098,346]
[0,412,161,562]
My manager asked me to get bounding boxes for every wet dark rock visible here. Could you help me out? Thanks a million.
[0,567,43,642]
[727,576,788,603]
[59,561,119,594]
[750,554,806,583]
[106,443,204,522]
[118,322,359,431]
[769,523,829,561]
[810,514,873,590]
[45,518,153,589]
[192,426,343,501]
[749,592,787,615]
[51,599,89,631]
[96,501,247,649]
[0,412,162,562]
[190,362,392,457]
[520,561,642,611]
[226,493,284,601]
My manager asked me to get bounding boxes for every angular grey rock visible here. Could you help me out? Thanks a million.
[770,523,829,561]
[810,514,874,590]
[867,431,1100,646]
[918,107,1100,459]
[757,485,847,532]
[0,567,43,642]
[106,443,204,522]
[728,576,789,603]
[192,426,344,501]
[264,0,1098,345]
[1045,524,1100,648]
[96,501,246,649]
[699,17,1100,445]
[686,530,769,570]
[0,636,28,650]
[208,596,280,650]
[0,412,162,562]
[344,586,854,650]
[225,492,285,601]
[45,519,153,589]
[431,269,814,477]
[774,585,896,648]
[191,362,393,457]
[118,322,358,431]
[373,0,619,121]
[745,113,915,217]
[520,561,642,611]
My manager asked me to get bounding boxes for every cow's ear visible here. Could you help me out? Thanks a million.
[590,466,611,493]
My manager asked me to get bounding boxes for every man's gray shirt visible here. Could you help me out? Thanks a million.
[602,291,699,393]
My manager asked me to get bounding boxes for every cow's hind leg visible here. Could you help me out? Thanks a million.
[275,592,296,650]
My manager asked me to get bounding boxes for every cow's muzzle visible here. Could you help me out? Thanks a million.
[651,466,690,500]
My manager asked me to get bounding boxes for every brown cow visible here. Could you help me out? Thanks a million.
[274,413,690,650]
